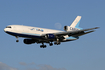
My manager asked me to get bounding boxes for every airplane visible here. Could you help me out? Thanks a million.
[4,16,99,48]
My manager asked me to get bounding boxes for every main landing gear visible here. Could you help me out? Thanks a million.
[49,42,53,46]
[40,42,53,48]
[40,43,46,48]
[49,43,53,46]
[40,45,46,48]
[55,38,61,45]
[54,42,60,45]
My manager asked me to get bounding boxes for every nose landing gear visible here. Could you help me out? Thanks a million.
[16,36,19,42]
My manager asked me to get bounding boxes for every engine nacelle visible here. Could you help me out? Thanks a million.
[64,26,68,31]
[45,34,55,39]
[23,39,35,44]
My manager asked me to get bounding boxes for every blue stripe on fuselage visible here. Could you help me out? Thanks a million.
[5,31,42,39]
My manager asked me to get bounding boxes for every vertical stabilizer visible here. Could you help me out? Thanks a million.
[70,16,82,29]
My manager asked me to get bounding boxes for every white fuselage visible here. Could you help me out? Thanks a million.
[4,25,78,41]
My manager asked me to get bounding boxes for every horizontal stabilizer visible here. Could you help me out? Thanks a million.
[77,30,95,36]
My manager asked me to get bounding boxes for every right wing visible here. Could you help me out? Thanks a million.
[54,27,99,37]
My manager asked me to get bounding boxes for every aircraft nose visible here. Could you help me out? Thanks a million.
[4,28,7,32]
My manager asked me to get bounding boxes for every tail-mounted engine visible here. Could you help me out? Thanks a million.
[64,26,68,31]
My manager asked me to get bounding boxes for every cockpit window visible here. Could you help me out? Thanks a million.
[6,26,11,28]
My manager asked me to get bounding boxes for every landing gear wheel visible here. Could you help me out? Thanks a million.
[16,36,19,42]
[40,45,47,48]
[43,45,46,48]
[49,43,53,46]
[40,45,42,48]
[16,40,19,42]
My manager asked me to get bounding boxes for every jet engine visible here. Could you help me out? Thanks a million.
[64,26,68,31]
[23,39,35,44]
[45,34,55,39]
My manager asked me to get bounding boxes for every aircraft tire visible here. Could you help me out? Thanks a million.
[40,45,46,48]
[49,43,53,46]
[16,40,19,42]
[43,45,46,48]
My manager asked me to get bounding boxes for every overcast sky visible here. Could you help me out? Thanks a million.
[0,0,105,70]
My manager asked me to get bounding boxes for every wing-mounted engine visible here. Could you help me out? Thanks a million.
[23,39,36,44]
[64,26,69,31]
[45,34,55,39]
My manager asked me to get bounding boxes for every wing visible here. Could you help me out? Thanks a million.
[54,27,99,37]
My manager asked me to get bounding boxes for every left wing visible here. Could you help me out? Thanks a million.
[54,27,99,37]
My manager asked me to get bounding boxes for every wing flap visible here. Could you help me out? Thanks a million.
[73,30,95,36]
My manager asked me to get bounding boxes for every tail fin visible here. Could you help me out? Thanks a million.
[70,16,82,29]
